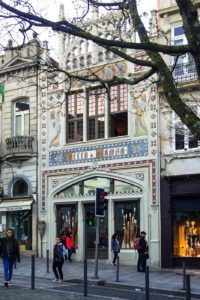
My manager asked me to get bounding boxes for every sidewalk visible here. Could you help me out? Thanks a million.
[1,256,200,297]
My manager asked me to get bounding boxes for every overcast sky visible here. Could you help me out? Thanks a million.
[0,0,158,56]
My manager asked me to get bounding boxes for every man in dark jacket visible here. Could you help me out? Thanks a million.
[0,228,20,287]
[137,231,148,272]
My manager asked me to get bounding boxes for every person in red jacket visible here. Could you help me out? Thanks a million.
[66,232,75,262]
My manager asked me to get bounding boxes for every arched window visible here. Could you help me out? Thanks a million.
[12,179,28,197]
[73,47,78,56]
[98,52,103,62]
[106,51,112,60]
[80,41,85,54]
[73,58,78,69]
[14,100,30,136]
[80,56,85,67]
[66,60,71,70]
[55,177,142,198]
[87,55,92,66]
[88,41,93,52]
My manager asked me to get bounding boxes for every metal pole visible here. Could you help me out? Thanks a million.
[145,266,149,300]
[116,256,119,282]
[41,237,42,258]
[94,216,100,279]
[84,259,88,296]
[182,262,186,290]
[14,259,17,270]
[47,249,49,273]
[31,255,35,289]
[185,275,191,300]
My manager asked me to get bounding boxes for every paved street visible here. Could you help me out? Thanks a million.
[0,256,200,299]
[0,277,198,300]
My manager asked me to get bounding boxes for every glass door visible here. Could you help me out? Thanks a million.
[85,203,108,259]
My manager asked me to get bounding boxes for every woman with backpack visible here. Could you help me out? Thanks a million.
[0,228,20,287]
[52,236,67,282]
[111,233,120,266]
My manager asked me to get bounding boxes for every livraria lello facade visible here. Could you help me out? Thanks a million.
[37,5,160,267]
[1,0,200,268]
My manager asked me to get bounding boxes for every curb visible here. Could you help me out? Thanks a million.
[65,278,200,299]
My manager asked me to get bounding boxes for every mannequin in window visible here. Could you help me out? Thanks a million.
[190,220,198,249]
[121,213,128,248]
[184,220,191,248]
[129,213,134,248]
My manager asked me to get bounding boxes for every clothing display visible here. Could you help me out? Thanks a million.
[173,215,200,257]
[121,208,138,249]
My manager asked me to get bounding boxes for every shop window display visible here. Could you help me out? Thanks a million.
[173,212,200,257]
[57,205,78,249]
[115,201,140,249]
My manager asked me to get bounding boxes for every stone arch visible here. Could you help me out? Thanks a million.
[50,169,145,199]
[8,174,32,197]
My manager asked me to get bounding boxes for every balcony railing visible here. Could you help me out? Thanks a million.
[4,136,36,161]
[173,70,198,83]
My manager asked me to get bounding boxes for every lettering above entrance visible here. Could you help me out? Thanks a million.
[49,140,148,166]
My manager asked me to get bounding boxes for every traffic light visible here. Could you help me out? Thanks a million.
[95,188,108,217]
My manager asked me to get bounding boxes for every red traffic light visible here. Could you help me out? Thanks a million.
[99,192,108,198]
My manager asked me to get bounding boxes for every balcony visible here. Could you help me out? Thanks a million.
[4,136,36,162]
[173,70,198,84]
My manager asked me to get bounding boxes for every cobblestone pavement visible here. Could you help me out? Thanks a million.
[0,256,200,299]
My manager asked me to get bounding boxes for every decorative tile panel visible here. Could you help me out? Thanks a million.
[49,139,148,166]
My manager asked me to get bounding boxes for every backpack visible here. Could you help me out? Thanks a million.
[134,237,141,249]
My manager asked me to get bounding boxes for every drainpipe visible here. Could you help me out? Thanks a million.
[35,58,39,257]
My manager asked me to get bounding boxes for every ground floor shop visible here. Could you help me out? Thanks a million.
[0,198,36,251]
[56,200,140,260]
[40,160,160,267]
[161,174,200,268]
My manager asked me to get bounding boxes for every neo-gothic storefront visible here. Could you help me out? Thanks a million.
[55,177,142,258]
[52,176,142,260]
[41,160,160,267]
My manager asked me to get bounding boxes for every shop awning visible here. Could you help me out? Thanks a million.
[0,198,34,212]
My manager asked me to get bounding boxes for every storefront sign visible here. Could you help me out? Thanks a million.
[49,139,148,166]
[0,206,30,212]
[0,199,33,212]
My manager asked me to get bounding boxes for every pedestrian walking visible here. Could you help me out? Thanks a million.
[111,233,120,266]
[52,237,67,282]
[66,232,75,262]
[136,231,149,272]
[59,227,69,257]
[0,228,20,287]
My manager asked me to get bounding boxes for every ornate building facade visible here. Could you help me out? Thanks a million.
[37,6,160,266]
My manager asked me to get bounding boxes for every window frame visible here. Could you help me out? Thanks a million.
[171,25,196,77]
[66,92,84,143]
[87,88,105,141]
[109,84,128,138]
[14,99,30,136]
[172,104,200,151]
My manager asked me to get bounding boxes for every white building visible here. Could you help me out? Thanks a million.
[0,37,40,254]
[158,0,200,268]
[38,5,161,267]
